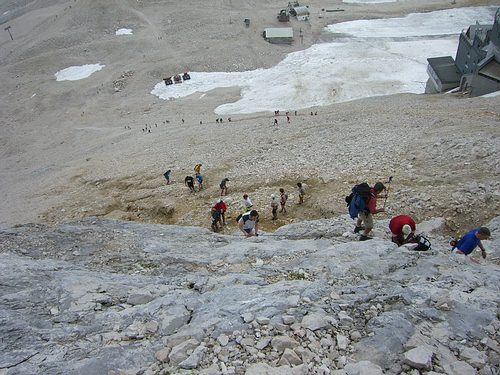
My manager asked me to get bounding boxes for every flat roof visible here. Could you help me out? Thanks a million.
[294,6,310,15]
[479,59,500,81]
[264,27,293,38]
[427,56,461,84]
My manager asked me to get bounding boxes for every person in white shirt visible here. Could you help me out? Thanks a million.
[238,210,259,237]
[242,194,253,212]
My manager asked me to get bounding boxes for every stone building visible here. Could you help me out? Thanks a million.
[426,8,500,96]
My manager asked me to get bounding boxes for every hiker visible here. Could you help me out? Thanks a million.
[354,182,386,241]
[286,115,290,124]
[219,178,229,196]
[195,172,203,190]
[242,194,253,212]
[163,169,172,185]
[238,209,259,237]
[452,227,490,260]
[389,215,416,246]
[279,188,288,213]
[211,206,221,232]
[194,163,202,174]
[214,198,227,225]
[271,194,279,221]
[274,118,278,126]
[184,175,195,193]
[297,183,305,204]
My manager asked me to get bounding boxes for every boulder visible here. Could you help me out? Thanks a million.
[403,346,433,370]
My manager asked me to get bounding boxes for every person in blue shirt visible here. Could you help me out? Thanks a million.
[452,227,490,260]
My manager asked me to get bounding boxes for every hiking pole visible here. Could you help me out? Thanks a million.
[383,176,393,209]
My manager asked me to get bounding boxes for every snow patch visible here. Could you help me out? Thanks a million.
[55,64,105,81]
[150,6,497,115]
[116,28,133,35]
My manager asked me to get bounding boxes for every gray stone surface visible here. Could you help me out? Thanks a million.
[344,360,385,375]
[0,216,499,374]
[404,346,433,370]
[442,360,476,375]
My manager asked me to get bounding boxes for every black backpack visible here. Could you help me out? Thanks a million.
[413,235,431,251]
[345,183,371,206]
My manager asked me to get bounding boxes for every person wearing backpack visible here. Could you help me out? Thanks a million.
[355,182,385,241]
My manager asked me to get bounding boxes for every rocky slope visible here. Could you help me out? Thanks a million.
[1,215,499,374]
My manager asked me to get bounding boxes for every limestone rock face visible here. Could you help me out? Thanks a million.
[0,216,499,374]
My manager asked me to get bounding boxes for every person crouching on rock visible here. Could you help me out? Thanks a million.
[389,214,416,246]
[238,210,259,237]
[452,227,490,262]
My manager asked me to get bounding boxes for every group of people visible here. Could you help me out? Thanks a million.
[211,184,306,236]
[183,164,204,193]
[166,169,492,259]
[351,181,491,261]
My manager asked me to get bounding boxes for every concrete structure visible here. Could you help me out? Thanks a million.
[262,27,293,44]
[293,6,310,21]
[426,8,500,96]
[426,56,461,92]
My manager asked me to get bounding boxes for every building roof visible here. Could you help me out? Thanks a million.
[264,28,293,38]
[479,58,500,81]
[427,56,461,84]
[466,24,493,43]
[294,6,310,16]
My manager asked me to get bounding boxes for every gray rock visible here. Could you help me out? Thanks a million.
[255,336,272,350]
[168,338,200,366]
[2,216,500,374]
[256,316,271,325]
[154,347,171,363]
[217,333,229,346]
[336,334,349,350]
[126,293,153,306]
[271,336,300,352]
[199,363,220,375]
[245,363,308,375]
[179,344,206,369]
[242,312,254,323]
[442,361,476,375]
[344,360,384,375]
[280,348,303,366]
[301,313,329,331]
[460,346,487,368]
[403,346,433,370]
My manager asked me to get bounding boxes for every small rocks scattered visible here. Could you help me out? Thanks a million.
[0,216,499,374]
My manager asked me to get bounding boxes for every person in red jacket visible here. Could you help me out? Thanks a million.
[389,215,416,246]
[214,199,227,226]
[357,182,385,241]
